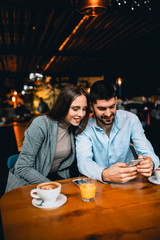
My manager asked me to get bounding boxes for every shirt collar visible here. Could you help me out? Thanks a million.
[114,112,120,130]
[90,113,120,131]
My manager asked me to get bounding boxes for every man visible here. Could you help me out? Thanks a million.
[37,97,49,113]
[76,80,159,183]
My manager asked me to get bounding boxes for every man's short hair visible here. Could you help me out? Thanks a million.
[90,80,117,104]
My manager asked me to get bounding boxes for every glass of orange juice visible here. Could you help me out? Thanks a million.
[79,178,96,202]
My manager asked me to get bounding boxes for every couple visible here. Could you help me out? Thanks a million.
[5,81,159,192]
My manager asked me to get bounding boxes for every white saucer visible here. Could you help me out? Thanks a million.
[32,194,67,209]
[148,176,160,185]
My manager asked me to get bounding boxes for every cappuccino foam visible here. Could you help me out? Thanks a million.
[39,182,58,190]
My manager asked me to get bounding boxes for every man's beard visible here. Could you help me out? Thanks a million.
[95,113,115,126]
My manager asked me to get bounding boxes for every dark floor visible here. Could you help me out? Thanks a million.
[0,126,18,198]
[0,126,18,240]
[0,213,4,240]
[144,120,160,160]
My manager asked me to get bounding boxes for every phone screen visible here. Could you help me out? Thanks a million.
[129,158,144,167]
[72,178,88,187]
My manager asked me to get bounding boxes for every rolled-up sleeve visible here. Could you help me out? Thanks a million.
[131,115,160,169]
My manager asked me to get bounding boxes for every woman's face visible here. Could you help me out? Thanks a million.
[64,95,87,126]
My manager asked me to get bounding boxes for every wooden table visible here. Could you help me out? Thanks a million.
[1,175,160,240]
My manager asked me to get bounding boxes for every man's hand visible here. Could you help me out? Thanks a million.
[136,155,153,177]
[102,162,138,183]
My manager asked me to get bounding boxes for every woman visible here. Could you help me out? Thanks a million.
[5,85,89,192]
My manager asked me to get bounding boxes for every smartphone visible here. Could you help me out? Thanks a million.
[72,178,88,187]
[129,158,144,167]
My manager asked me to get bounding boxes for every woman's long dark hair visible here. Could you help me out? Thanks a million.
[46,84,90,135]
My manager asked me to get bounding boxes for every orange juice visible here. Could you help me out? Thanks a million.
[79,183,96,200]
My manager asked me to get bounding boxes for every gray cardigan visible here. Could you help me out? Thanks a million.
[5,116,76,192]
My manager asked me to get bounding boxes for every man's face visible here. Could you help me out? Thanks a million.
[91,97,117,126]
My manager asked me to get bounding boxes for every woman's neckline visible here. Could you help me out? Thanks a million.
[58,120,70,129]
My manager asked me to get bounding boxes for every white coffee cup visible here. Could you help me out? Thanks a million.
[30,182,61,205]
[155,168,160,182]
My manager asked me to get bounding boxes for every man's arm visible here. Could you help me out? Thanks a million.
[131,115,159,172]
[102,163,138,183]
[76,132,105,181]
[76,131,138,183]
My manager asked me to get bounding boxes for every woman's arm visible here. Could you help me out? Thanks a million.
[15,117,51,184]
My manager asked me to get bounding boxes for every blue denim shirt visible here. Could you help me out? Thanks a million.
[76,110,159,181]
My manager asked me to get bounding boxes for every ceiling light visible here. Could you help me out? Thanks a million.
[71,0,152,16]
[29,72,43,81]
[29,73,36,81]
[23,85,28,90]
[71,0,108,16]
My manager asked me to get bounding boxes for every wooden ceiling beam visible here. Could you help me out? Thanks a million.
[37,9,55,51]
